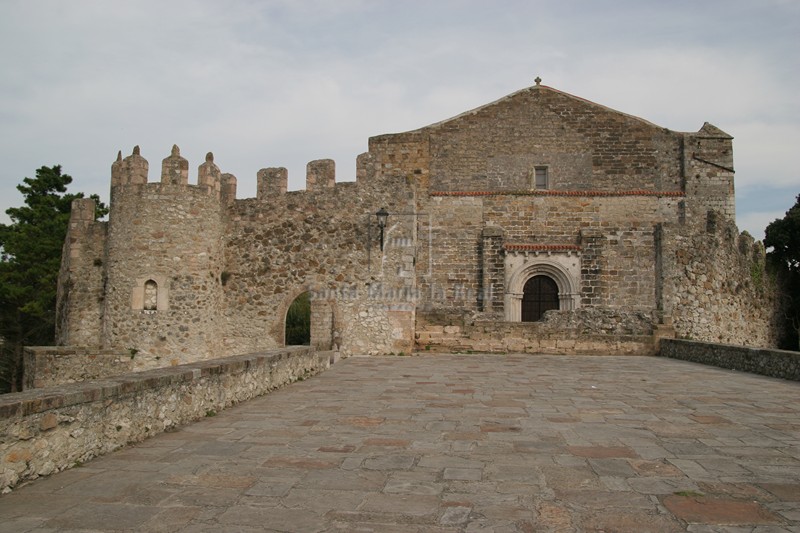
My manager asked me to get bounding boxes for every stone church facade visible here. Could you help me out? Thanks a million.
[55,81,780,369]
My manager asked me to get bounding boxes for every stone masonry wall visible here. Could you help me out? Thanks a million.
[658,215,781,347]
[221,155,418,357]
[659,339,800,381]
[416,308,655,355]
[416,196,485,313]
[1,347,330,492]
[415,193,682,316]
[402,84,695,320]
[425,85,684,193]
[102,172,226,365]
[55,198,107,347]
[23,347,132,389]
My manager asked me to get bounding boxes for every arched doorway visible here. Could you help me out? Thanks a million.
[504,257,580,322]
[521,275,559,322]
[285,292,311,345]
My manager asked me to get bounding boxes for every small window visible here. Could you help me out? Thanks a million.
[143,280,158,311]
[132,275,169,312]
[534,167,549,190]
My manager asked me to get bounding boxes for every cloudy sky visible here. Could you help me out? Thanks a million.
[0,0,797,240]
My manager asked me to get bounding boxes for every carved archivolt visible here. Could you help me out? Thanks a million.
[504,255,580,321]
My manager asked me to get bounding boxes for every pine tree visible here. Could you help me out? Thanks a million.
[765,194,800,350]
[0,165,106,392]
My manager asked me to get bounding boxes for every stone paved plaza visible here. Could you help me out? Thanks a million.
[1,354,799,532]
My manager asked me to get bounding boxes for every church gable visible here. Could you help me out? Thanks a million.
[413,83,683,193]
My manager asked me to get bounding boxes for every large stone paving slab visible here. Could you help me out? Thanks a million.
[1,354,799,532]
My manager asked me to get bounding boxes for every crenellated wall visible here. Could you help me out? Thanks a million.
[57,139,420,364]
[221,179,416,357]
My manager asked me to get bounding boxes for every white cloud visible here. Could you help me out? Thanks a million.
[737,210,785,242]
[732,123,800,191]
[0,0,798,224]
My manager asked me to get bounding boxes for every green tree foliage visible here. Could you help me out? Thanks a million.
[765,194,800,273]
[765,193,800,350]
[285,292,311,346]
[0,165,107,392]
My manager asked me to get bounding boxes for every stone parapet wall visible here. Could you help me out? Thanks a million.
[659,339,800,381]
[0,347,330,492]
[23,347,132,390]
[536,308,656,334]
[416,308,656,355]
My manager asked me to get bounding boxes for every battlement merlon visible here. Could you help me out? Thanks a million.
[69,197,98,224]
[256,159,340,199]
[161,145,189,185]
[306,159,335,191]
[356,152,376,184]
[257,167,288,200]
[111,146,148,187]
[198,152,222,198]
[221,173,237,205]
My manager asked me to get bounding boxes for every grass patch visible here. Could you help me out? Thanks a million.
[673,490,704,498]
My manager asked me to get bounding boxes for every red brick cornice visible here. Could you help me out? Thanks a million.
[430,190,685,198]
[504,244,581,252]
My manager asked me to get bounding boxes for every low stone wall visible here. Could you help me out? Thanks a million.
[659,339,800,381]
[416,325,653,355]
[23,347,133,389]
[0,347,331,492]
[416,308,657,355]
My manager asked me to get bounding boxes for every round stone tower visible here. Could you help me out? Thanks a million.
[102,146,227,365]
